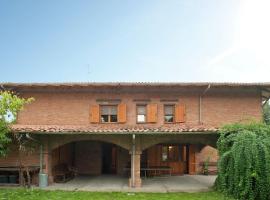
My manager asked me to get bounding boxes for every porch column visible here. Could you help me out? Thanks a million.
[129,134,142,187]
[129,151,142,187]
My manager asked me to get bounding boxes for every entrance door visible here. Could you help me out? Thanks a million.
[187,144,196,175]
[102,143,117,174]
[165,145,186,175]
[147,144,188,175]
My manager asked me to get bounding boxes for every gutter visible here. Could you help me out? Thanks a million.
[199,84,211,124]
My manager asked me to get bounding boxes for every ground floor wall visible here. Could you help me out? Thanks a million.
[196,145,218,174]
[143,144,218,175]
[52,141,130,176]
[0,145,40,167]
[74,141,102,175]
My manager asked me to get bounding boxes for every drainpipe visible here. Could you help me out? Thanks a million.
[39,144,43,174]
[37,140,47,187]
[131,134,136,187]
[199,84,211,124]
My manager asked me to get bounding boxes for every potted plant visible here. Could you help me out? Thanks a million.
[202,157,210,175]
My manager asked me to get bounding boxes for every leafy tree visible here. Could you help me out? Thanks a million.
[263,102,270,125]
[0,91,34,156]
[216,123,270,200]
[0,90,34,186]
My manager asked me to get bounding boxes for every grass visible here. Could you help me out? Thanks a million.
[0,188,234,200]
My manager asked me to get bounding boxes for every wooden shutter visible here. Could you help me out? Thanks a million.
[117,103,127,123]
[90,105,100,123]
[175,104,186,123]
[147,104,158,123]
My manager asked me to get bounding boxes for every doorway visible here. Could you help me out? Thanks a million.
[102,143,117,174]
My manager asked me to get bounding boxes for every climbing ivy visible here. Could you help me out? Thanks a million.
[216,123,270,200]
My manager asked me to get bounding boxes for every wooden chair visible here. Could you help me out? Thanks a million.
[53,163,76,183]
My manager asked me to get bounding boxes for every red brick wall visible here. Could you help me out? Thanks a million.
[17,90,262,127]
[74,141,102,175]
[52,143,73,170]
[116,147,130,175]
[0,145,39,167]
[202,93,262,126]
[195,145,218,174]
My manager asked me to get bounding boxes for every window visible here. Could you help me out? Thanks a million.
[137,105,146,123]
[161,145,181,162]
[100,105,118,123]
[164,105,175,123]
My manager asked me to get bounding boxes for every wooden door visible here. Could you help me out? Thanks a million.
[168,162,184,175]
[147,144,187,175]
[111,146,117,173]
[188,145,196,175]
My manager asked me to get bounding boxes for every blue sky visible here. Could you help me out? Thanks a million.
[0,0,269,82]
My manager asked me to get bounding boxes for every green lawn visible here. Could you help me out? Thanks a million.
[0,189,234,200]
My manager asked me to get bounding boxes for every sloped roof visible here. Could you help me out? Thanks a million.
[1,82,270,88]
[11,124,218,134]
[2,82,270,102]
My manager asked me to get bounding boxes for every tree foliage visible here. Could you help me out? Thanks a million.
[0,91,34,156]
[216,123,270,200]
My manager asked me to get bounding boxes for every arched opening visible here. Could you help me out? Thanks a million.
[51,140,130,183]
[140,140,218,177]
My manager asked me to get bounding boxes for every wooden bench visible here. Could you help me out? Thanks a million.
[199,161,218,175]
[53,164,77,183]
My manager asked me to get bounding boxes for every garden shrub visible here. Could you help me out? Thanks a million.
[216,123,270,200]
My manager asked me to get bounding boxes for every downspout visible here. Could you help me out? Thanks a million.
[39,144,43,174]
[199,84,211,124]
[131,134,136,187]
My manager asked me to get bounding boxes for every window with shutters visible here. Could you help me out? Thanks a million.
[136,105,146,123]
[100,105,118,123]
[164,105,175,123]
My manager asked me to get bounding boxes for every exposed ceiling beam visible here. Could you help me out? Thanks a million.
[259,86,270,93]
[263,98,270,106]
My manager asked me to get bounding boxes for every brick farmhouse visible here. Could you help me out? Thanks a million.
[0,82,269,187]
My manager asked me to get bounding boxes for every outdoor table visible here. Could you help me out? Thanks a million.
[124,166,172,178]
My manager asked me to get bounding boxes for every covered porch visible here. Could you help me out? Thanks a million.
[10,125,219,188]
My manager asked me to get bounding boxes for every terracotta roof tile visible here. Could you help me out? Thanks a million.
[10,124,218,134]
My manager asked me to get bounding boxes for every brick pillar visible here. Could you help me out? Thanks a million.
[43,141,53,184]
[129,151,142,188]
